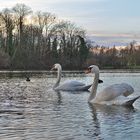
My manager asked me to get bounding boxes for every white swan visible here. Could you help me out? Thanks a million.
[86,65,140,106]
[51,63,103,91]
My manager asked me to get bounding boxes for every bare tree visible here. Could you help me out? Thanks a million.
[35,11,56,56]
[12,3,32,46]
[50,21,86,68]
[0,3,90,70]
[0,8,15,56]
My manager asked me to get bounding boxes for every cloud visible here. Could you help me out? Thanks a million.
[38,0,105,4]
[0,0,32,9]
[0,0,107,10]
[0,0,140,38]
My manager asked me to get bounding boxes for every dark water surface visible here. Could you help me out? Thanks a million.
[0,72,140,140]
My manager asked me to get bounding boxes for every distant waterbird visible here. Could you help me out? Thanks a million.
[26,77,30,82]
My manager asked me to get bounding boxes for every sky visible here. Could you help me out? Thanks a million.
[1,0,140,46]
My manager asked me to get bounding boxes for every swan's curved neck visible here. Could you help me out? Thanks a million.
[88,70,99,102]
[54,66,62,89]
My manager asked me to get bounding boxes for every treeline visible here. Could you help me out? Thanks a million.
[88,42,140,69]
[0,3,140,70]
[0,3,89,70]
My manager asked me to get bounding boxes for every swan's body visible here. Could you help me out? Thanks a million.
[54,80,92,91]
[86,65,140,106]
[51,64,102,91]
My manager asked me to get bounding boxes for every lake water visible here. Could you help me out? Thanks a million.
[0,72,140,140]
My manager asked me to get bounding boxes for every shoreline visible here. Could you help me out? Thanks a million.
[0,69,140,78]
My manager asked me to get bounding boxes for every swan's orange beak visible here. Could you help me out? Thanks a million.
[84,68,91,74]
[51,65,55,71]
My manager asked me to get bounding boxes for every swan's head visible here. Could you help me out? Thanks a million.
[51,63,62,70]
[85,65,100,74]
[85,65,103,83]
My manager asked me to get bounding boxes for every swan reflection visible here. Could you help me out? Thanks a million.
[89,104,136,139]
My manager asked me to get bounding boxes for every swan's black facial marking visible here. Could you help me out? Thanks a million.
[88,66,93,69]
[87,65,94,72]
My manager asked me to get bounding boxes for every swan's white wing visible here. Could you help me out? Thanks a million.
[95,83,134,102]
[55,80,86,91]
[120,83,134,96]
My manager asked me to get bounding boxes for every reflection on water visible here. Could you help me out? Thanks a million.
[90,104,137,140]
[0,73,140,140]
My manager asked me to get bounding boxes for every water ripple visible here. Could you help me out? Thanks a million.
[0,74,140,140]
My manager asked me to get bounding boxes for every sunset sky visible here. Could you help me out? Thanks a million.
[1,0,140,46]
